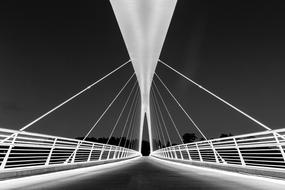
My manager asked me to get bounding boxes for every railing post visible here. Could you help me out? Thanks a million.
[164,150,168,158]
[117,148,121,158]
[178,146,184,160]
[124,149,128,158]
[233,137,246,166]
[99,145,105,160]
[273,132,285,162]
[113,147,118,159]
[169,147,174,159]
[87,144,94,162]
[185,145,192,161]
[107,147,112,160]
[71,141,80,163]
[123,148,128,158]
[196,143,203,162]
[1,133,18,169]
[166,148,170,158]
[45,138,57,166]
[119,148,124,158]
[209,141,219,163]
[163,150,167,158]
[119,148,123,158]
[173,147,178,159]
[125,149,129,158]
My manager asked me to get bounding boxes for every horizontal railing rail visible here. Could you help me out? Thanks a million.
[0,128,141,171]
[151,128,285,169]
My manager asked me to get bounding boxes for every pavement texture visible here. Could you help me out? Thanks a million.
[1,156,285,190]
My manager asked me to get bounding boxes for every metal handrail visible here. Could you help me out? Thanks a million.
[151,128,285,169]
[0,127,141,170]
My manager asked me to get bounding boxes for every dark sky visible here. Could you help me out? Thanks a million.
[0,1,285,149]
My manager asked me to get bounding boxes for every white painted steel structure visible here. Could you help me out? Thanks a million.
[0,0,285,181]
[151,128,285,169]
[0,128,140,170]
[110,0,177,152]
[0,60,142,171]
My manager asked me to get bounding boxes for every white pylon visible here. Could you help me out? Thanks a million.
[110,0,177,153]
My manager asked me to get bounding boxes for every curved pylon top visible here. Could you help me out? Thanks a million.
[110,0,177,109]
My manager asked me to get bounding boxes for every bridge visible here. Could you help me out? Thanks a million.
[1,0,285,189]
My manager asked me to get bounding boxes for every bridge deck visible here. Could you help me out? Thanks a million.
[1,157,284,189]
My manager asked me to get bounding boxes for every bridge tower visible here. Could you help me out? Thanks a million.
[110,0,177,153]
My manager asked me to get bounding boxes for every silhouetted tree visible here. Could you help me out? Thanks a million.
[182,133,197,143]
[220,133,233,138]
[166,141,171,147]
[75,136,134,147]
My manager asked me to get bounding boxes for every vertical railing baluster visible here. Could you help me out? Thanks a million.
[113,147,118,159]
[166,148,170,158]
[196,142,203,162]
[169,147,174,159]
[185,145,192,161]
[168,149,172,159]
[107,146,112,160]
[171,147,178,159]
[122,148,125,158]
[87,143,94,162]
[178,146,184,160]
[118,148,121,158]
[122,148,127,158]
[121,148,125,158]
[119,147,122,158]
[1,133,18,169]
[209,141,219,163]
[121,148,124,158]
[71,141,80,163]
[124,149,126,158]
[233,137,245,166]
[99,145,105,160]
[45,138,57,166]
[273,132,285,162]
[165,150,169,158]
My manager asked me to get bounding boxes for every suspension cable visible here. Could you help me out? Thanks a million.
[152,87,173,146]
[22,60,131,132]
[82,73,135,141]
[150,100,162,149]
[118,87,139,146]
[126,98,139,150]
[0,60,131,144]
[158,59,272,131]
[123,95,139,148]
[106,81,138,145]
[151,88,167,147]
[154,73,229,162]
[132,96,141,151]
[155,73,208,140]
[152,81,184,144]
[150,89,164,148]
[64,73,135,163]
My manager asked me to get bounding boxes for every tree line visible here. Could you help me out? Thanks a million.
[76,132,233,156]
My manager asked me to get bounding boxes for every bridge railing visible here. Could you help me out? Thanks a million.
[0,128,140,171]
[151,128,285,169]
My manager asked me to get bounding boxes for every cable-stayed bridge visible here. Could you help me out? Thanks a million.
[1,0,285,189]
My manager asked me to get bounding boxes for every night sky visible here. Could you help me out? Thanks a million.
[1,1,285,149]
